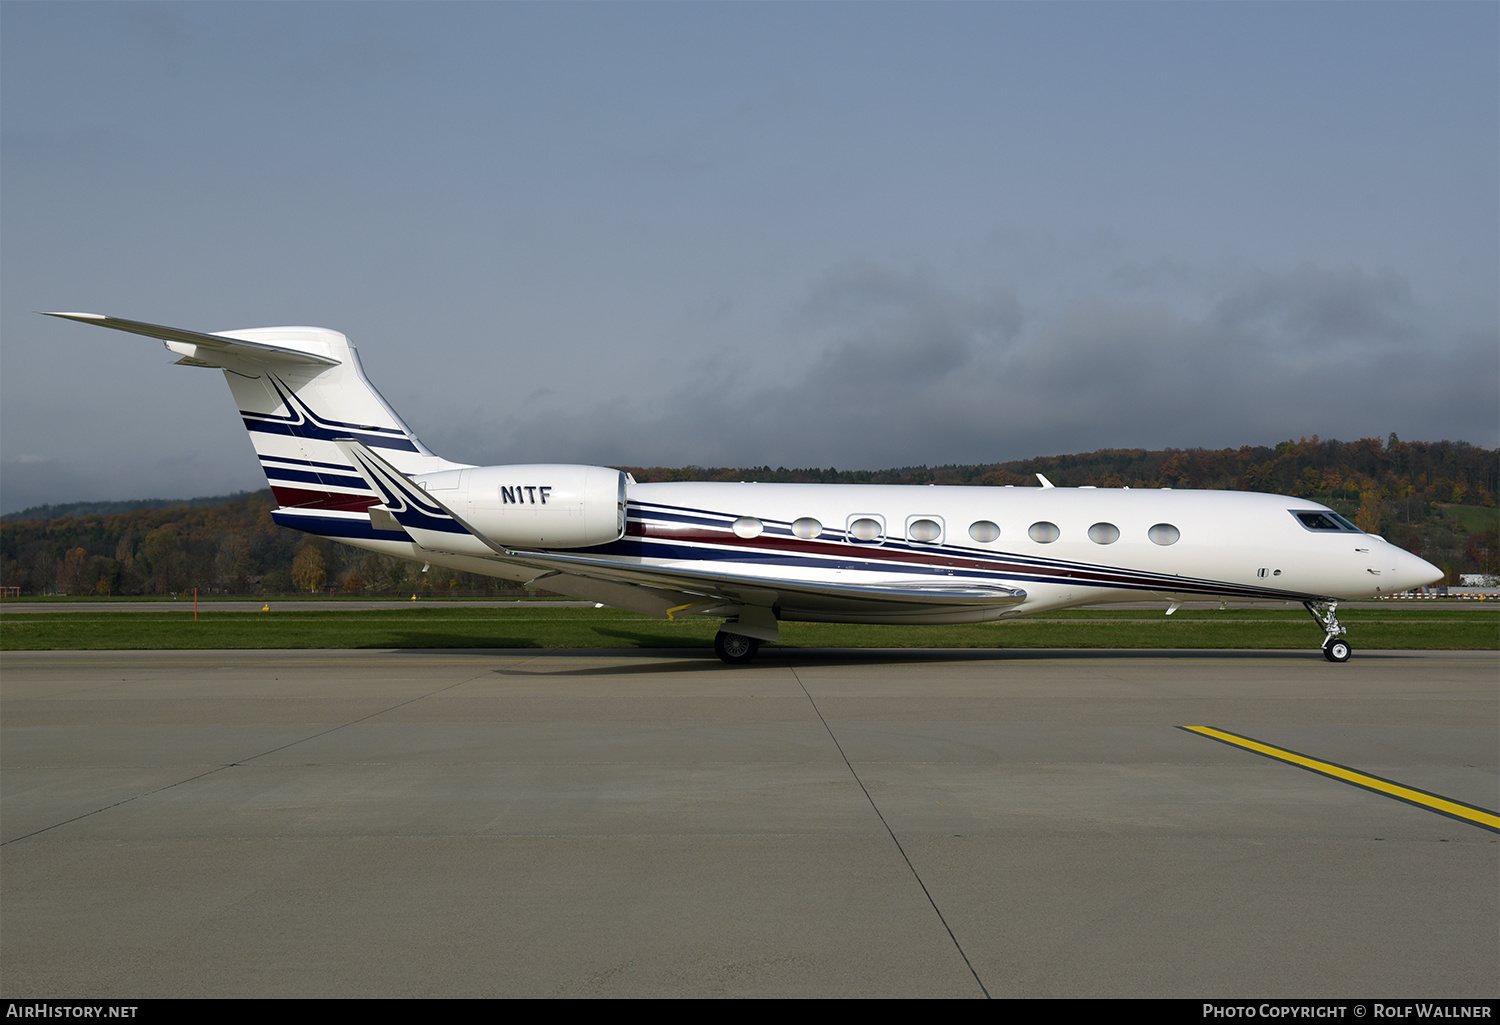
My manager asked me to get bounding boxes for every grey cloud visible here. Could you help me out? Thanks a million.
[1108,257,1195,292]
[789,264,1024,391]
[1212,265,1421,347]
[1,451,260,516]
[445,260,1495,472]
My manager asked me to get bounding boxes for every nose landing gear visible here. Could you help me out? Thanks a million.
[1304,600,1352,662]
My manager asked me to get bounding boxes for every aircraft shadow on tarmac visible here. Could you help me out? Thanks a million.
[481,644,1432,677]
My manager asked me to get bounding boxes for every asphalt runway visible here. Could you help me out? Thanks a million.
[2,647,1495,998]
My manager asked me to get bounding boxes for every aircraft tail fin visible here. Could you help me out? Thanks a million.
[44,313,467,536]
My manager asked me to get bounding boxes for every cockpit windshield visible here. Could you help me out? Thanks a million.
[1291,510,1361,533]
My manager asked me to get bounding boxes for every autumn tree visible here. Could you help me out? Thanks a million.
[57,547,90,595]
[291,542,327,594]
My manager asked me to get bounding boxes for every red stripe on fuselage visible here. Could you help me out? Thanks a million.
[627,520,1285,597]
[271,485,379,513]
[632,521,1074,577]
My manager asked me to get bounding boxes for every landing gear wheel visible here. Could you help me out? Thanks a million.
[714,631,760,665]
[1306,600,1351,664]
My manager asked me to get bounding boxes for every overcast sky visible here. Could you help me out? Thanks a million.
[3,2,1496,513]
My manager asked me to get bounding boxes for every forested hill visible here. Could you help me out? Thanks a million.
[624,435,1496,505]
[3,436,1496,596]
[3,491,296,598]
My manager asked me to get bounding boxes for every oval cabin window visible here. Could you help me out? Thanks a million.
[1088,522,1120,545]
[848,517,884,542]
[907,518,942,543]
[1148,523,1180,546]
[1028,521,1060,544]
[732,516,763,539]
[792,517,822,540]
[969,520,1000,543]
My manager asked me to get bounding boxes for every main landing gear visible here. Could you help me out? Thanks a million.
[713,631,760,665]
[1304,600,1352,662]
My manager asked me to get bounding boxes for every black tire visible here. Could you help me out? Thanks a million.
[1323,639,1351,663]
[714,631,760,665]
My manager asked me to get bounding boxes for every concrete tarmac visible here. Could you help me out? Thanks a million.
[2,647,1495,998]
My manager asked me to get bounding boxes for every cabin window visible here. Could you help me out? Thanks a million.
[847,516,885,543]
[792,517,822,540]
[1088,522,1120,545]
[1028,521,1060,544]
[968,520,1000,543]
[907,517,943,543]
[1148,523,1180,546]
[732,516,763,539]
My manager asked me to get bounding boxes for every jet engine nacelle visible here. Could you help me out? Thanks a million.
[414,464,626,549]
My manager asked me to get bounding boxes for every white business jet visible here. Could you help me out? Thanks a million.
[46,313,1443,664]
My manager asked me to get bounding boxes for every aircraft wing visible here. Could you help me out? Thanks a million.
[494,546,1026,611]
[335,440,1026,624]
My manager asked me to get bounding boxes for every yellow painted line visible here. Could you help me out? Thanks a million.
[1182,726,1500,833]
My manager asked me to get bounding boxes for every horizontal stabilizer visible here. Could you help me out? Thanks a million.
[42,312,341,367]
[335,439,501,559]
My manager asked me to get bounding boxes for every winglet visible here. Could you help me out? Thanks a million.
[1036,473,1055,488]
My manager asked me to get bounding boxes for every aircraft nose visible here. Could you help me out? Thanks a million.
[1389,546,1443,592]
